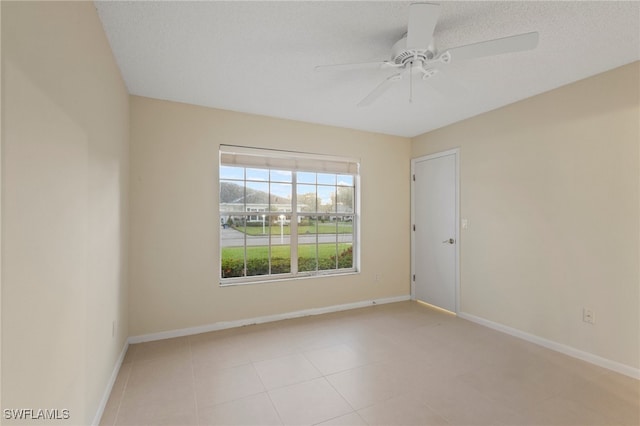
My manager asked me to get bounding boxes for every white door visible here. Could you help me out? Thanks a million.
[411,150,458,312]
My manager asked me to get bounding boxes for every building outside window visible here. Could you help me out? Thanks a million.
[219,146,359,284]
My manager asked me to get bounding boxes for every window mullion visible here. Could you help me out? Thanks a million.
[268,212,272,275]
[268,180,272,275]
[315,182,319,272]
[335,185,339,269]
[334,219,339,270]
[291,172,298,275]
[315,219,319,272]
[243,171,248,277]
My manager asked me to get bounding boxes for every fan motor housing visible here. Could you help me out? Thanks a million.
[391,36,435,66]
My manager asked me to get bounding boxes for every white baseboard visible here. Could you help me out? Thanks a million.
[458,311,640,380]
[129,294,411,344]
[92,340,129,426]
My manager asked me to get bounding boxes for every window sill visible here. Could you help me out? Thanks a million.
[219,269,359,287]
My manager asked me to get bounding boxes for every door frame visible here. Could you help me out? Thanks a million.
[410,148,460,313]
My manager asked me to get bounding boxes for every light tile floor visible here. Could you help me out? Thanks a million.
[100,301,639,426]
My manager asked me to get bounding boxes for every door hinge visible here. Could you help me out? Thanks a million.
[413,274,416,281]
[412,174,416,181]
[412,224,415,231]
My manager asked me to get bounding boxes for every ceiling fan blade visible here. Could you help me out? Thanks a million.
[444,31,539,62]
[315,61,390,72]
[357,73,403,107]
[406,2,440,50]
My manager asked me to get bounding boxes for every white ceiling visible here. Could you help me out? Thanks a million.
[95,1,640,138]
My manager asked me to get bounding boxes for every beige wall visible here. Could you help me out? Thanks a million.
[412,62,640,369]
[129,96,411,336]
[1,2,129,424]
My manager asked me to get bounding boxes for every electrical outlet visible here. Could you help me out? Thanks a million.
[374,273,381,283]
[583,308,595,324]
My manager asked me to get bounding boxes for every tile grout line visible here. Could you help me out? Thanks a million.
[253,361,286,425]
[323,371,359,416]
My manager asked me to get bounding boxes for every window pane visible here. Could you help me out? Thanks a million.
[270,169,292,183]
[337,217,354,269]
[317,173,336,185]
[336,216,353,234]
[297,185,317,212]
[336,187,354,213]
[337,175,353,186]
[270,183,292,212]
[270,214,291,274]
[319,242,338,271]
[220,166,244,180]
[317,186,335,213]
[220,180,245,210]
[221,215,247,278]
[246,242,269,277]
[315,218,337,271]
[298,216,318,272]
[297,172,316,184]
[246,181,269,207]
[246,168,269,181]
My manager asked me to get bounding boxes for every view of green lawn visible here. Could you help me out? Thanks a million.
[221,243,351,260]
[233,223,352,236]
[221,243,353,277]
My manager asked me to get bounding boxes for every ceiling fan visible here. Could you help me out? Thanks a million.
[315,2,539,107]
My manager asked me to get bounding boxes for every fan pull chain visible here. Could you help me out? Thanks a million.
[409,61,414,103]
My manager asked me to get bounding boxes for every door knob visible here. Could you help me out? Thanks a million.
[442,238,455,244]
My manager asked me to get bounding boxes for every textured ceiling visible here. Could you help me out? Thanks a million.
[95,1,640,138]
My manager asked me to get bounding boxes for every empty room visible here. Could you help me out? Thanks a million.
[1,1,638,425]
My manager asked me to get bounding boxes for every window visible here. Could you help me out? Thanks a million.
[219,146,359,284]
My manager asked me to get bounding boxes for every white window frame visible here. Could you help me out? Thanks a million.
[219,145,360,286]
